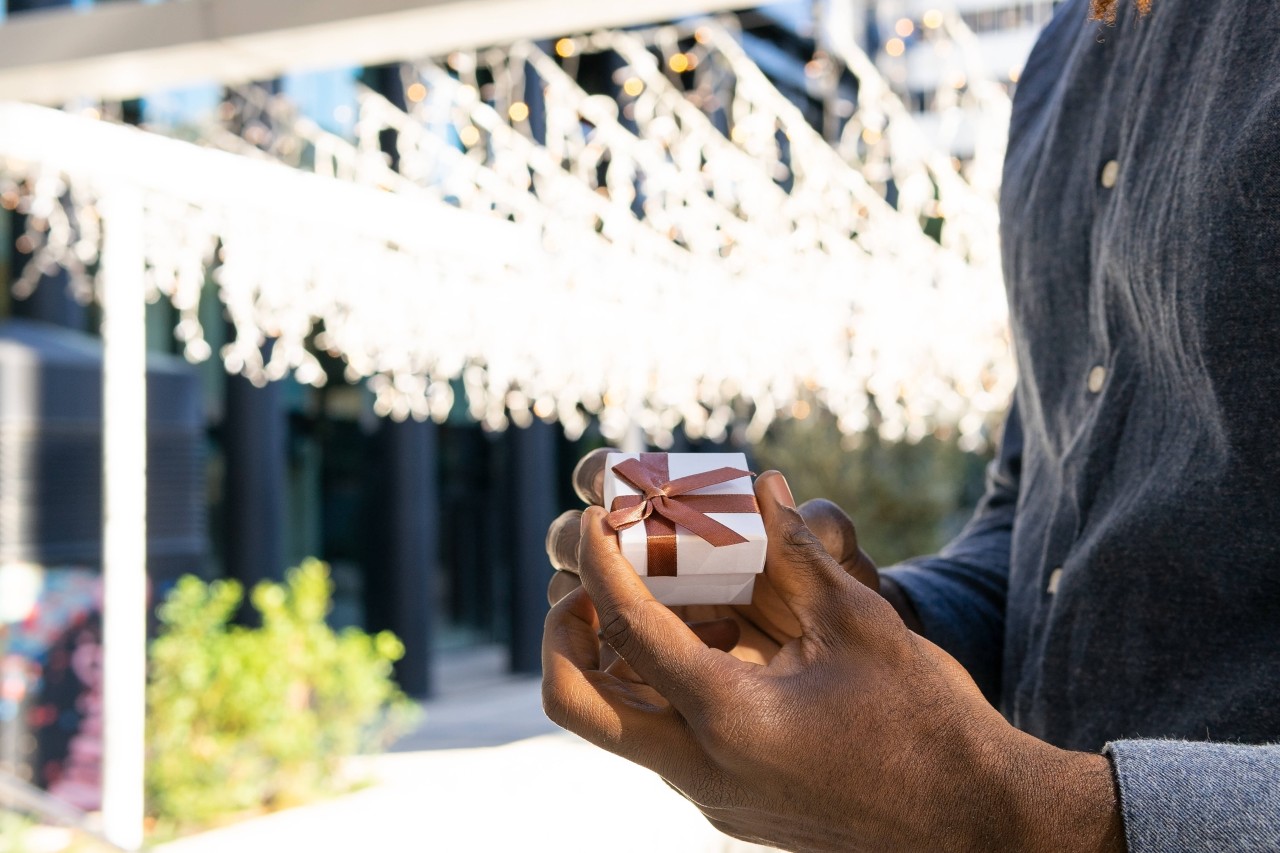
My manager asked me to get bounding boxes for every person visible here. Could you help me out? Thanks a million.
[541,0,1280,849]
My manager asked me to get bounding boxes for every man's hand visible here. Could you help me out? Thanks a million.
[545,448,882,662]
[541,472,1125,852]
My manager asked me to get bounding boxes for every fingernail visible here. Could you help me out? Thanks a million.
[760,471,796,509]
[573,449,617,506]
[545,510,582,570]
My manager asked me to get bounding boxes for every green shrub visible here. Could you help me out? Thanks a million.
[146,559,417,831]
[754,411,993,565]
[0,812,116,853]
[0,812,32,853]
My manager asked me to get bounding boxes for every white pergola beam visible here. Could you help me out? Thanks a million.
[0,0,757,104]
[0,102,530,254]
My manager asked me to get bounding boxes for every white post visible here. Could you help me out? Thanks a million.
[621,420,646,454]
[99,185,148,852]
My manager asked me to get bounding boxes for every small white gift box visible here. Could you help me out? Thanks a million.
[603,452,766,606]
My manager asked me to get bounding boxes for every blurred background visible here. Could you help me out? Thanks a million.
[0,0,1053,849]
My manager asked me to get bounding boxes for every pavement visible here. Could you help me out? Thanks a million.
[151,646,776,853]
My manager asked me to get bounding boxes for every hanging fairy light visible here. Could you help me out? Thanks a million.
[0,13,1016,450]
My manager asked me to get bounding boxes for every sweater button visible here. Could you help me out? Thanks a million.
[1047,568,1064,594]
[1100,159,1120,189]
[1087,365,1107,393]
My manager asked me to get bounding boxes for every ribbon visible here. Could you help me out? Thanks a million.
[606,453,759,577]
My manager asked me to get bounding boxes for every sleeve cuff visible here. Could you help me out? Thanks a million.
[1106,739,1280,852]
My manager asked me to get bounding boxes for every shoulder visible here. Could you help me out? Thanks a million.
[1008,0,1089,138]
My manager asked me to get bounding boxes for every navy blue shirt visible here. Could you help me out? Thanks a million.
[887,2,1280,848]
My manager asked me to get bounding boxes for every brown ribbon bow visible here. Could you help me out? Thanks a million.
[606,453,759,577]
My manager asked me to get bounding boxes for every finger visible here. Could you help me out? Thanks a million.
[572,448,618,506]
[755,469,797,510]
[605,654,644,683]
[731,568,802,646]
[606,617,742,684]
[688,618,740,653]
[755,471,868,636]
[577,507,730,717]
[721,471,805,644]
[543,584,602,675]
[727,617,780,665]
[542,587,701,775]
[546,509,583,572]
[674,604,775,662]
[798,498,879,589]
[797,498,859,565]
[547,570,582,606]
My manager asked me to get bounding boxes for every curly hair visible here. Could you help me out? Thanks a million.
[1090,0,1153,23]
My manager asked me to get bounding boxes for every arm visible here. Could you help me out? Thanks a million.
[1106,741,1280,852]
[881,398,1023,701]
[881,402,1280,851]
[542,470,1124,852]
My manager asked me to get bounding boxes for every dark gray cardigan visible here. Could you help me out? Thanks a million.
[886,1,1280,849]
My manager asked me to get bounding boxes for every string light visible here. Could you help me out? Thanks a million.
[0,14,1015,450]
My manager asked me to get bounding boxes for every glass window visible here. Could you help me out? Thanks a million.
[282,67,359,138]
[141,86,222,129]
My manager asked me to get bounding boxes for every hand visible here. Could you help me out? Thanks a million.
[546,449,880,663]
[542,474,1125,852]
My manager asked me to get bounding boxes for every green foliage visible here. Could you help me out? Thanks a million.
[754,412,992,566]
[146,559,417,831]
[0,813,114,853]
[0,812,31,853]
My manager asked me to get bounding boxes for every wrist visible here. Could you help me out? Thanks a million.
[995,733,1127,853]
[878,575,925,634]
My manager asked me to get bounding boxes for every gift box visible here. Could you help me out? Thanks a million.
[603,452,766,606]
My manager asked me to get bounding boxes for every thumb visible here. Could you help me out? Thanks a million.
[755,472,873,638]
[576,507,727,717]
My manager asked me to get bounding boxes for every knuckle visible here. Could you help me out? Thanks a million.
[545,570,581,606]
[779,517,826,556]
[694,677,762,755]
[699,710,745,756]
[684,763,737,811]
[800,499,860,560]
[784,527,841,581]
[597,597,653,661]
[798,497,845,523]
[540,680,573,728]
[540,667,604,735]
[543,584,583,626]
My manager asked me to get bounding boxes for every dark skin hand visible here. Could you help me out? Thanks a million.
[546,448,915,664]
[542,451,1126,852]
